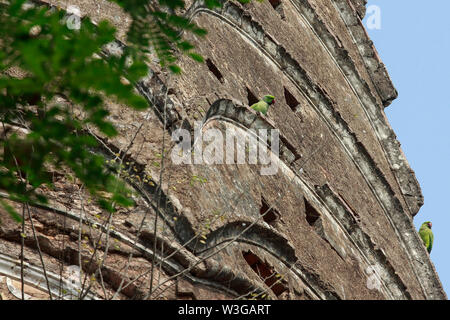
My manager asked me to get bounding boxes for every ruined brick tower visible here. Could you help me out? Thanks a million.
[0,0,446,300]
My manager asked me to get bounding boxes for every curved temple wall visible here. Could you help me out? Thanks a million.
[0,0,445,300]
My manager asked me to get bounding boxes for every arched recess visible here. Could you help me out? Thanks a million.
[196,221,340,300]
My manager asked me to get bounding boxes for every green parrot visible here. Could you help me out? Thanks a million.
[419,221,434,253]
[250,95,275,115]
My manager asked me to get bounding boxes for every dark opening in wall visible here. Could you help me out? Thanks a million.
[260,197,279,225]
[268,0,285,20]
[242,251,288,297]
[304,197,346,261]
[278,135,301,163]
[206,58,224,83]
[246,87,259,106]
[304,198,320,226]
[284,87,299,112]
[269,0,282,10]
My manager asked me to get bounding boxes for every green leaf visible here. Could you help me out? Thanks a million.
[188,52,204,63]
[204,0,222,9]
[168,64,182,74]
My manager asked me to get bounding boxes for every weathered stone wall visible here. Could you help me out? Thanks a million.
[0,0,446,300]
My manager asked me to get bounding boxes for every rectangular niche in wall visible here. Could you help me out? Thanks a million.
[242,250,288,297]
[206,58,224,83]
[260,196,280,225]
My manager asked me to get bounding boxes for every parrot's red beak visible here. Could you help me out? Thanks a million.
[428,222,432,228]
[271,100,275,105]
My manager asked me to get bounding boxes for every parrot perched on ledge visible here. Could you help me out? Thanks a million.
[419,221,434,253]
[251,95,275,115]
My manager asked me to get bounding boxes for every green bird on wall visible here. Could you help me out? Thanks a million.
[419,221,434,253]
[250,95,275,115]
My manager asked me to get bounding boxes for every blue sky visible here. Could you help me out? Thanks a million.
[363,0,450,296]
